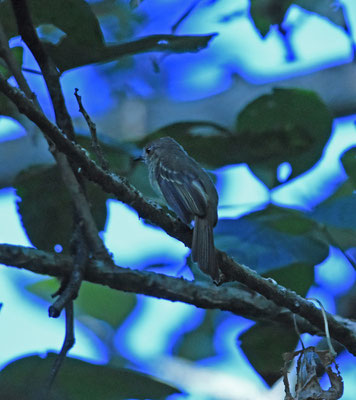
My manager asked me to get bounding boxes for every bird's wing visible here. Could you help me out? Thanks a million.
[155,163,208,224]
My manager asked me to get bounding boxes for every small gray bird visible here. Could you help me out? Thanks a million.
[142,136,219,281]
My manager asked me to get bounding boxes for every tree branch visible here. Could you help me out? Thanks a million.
[49,225,89,318]
[74,88,109,171]
[11,0,74,139]
[45,33,218,72]
[1,243,356,356]
[0,21,35,103]
[0,70,188,244]
[0,73,355,356]
[44,301,75,397]
[10,0,111,261]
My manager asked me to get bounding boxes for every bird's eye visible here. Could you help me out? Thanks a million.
[145,146,152,154]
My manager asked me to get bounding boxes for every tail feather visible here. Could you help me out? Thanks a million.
[192,216,218,281]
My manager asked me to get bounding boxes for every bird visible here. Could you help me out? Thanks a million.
[141,136,219,281]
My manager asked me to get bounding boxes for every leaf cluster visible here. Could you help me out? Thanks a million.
[1,0,355,397]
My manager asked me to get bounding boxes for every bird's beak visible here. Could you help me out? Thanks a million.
[134,155,143,162]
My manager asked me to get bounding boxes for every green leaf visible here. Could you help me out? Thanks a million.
[77,134,159,201]
[0,64,8,78]
[306,180,356,251]
[309,194,356,231]
[266,263,314,297]
[0,0,104,47]
[235,88,333,188]
[0,0,105,72]
[239,322,298,386]
[250,0,292,37]
[27,278,137,329]
[134,121,234,169]
[173,310,219,361]
[215,205,329,273]
[0,46,24,120]
[0,92,18,117]
[137,89,332,183]
[309,194,356,251]
[76,134,133,174]
[0,353,181,400]
[0,46,24,79]
[14,165,108,253]
[341,146,356,188]
[250,0,346,37]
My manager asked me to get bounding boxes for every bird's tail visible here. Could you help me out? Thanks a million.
[192,216,219,282]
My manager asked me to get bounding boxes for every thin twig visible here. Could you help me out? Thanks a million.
[171,0,203,34]
[44,302,75,395]
[22,66,42,75]
[53,152,113,261]
[152,0,204,72]
[293,313,305,350]
[11,0,75,139]
[74,88,109,171]
[0,21,40,107]
[307,298,337,356]
[49,225,89,318]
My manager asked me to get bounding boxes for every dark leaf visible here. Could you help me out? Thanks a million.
[0,353,181,400]
[306,180,356,251]
[249,0,292,37]
[14,165,108,253]
[341,146,356,188]
[215,205,329,273]
[239,322,298,386]
[0,0,104,47]
[337,284,356,319]
[137,89,332,183]
[309,194,356,231]
[134,121,234,169]
[235,88,333,188]
[266,263,314,297]
[76,134,133,174]
[173,310,219,361]
[0,46,23,79]
[0,92,19,117]
[77,134,159,201]
[27,278,137,329]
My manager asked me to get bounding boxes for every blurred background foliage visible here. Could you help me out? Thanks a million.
[1,0,356,399]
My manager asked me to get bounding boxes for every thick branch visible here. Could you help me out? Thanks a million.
[0,243,335,336]
[0,75,355,355]
[1,244,356,354]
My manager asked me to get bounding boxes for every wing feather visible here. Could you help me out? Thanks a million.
[156,163,208,224]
